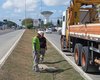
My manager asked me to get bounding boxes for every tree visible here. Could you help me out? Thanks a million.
[3,20,17,28]
[57,19,62,27]
[22,18,33,29]
[44,22,53,28]
[41,20,44,27]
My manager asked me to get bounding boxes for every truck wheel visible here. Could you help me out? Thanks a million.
[81,47,99,72]
[74,44,82,66]
[81,47,90,72]
[60,36,67,52]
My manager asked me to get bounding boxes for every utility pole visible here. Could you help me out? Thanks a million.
[40,0,42,28]
[25,0,26,27]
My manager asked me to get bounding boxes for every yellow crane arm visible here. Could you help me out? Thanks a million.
[68,0,100,25]
[74,0,100,4]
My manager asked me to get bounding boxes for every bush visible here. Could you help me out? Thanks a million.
[27,24,33,29]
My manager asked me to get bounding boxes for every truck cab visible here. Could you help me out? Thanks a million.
[60,11,68,51]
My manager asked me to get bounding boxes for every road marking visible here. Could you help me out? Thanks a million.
[0,30,25,68]
[46,36,93,80]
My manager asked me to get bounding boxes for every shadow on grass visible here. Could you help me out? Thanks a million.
[39,67,72,74]
[43,60,66,64]
[38,67,72,80]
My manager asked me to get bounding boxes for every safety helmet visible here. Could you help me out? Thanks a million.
[37,31,44,35]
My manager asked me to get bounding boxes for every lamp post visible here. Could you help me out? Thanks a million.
[39,0,42,28]
[25,0,27,27]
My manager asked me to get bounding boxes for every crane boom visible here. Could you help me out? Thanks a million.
[68,0,100,25]
[75,0,100,4]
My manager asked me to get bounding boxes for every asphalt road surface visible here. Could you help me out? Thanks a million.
[0,29,15,35]
[0,29,25,67]
[45,32,100,80]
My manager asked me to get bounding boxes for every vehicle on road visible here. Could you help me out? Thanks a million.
[0,22,5,30]
[45,28,52,34]
[57,28,62,35]
[60,0,100,73]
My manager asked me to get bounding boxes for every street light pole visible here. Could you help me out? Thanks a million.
[25,0,26,19]
[25,0,26,27]
[40,0,42,28]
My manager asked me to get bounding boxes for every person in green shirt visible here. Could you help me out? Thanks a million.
[32,31,41,72]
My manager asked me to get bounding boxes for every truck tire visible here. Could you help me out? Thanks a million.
[81,47,99,73]
[81,47,90,72]
[60,36,67,52]
[74,44,82,66]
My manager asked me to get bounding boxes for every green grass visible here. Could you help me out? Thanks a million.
[0,29,85,80]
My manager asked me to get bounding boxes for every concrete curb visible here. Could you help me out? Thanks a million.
[0,29,25,68]
[46,36,93,80]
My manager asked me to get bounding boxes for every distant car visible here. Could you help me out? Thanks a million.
[58,28,62,35]
[52,28,57,32]
[0,25,5,30]
[45,28,52,33]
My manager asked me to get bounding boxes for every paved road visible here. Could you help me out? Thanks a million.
[0,29,15,35]
[45,32,100,80]
[0,29,25,67]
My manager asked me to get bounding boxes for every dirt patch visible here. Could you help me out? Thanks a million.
[0,29,84,80]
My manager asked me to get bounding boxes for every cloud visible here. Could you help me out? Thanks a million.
[2,0,39,12]
[42,0,69,6]
[2,0,13,9]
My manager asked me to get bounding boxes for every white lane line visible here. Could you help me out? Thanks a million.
[0,30,25,68]
[46,36,93,80]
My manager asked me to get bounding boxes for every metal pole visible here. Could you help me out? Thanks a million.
[40,0,42,28]
[25,0,26,19]
[25,0,26,27]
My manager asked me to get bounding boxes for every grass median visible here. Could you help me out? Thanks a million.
[0,29,85,80]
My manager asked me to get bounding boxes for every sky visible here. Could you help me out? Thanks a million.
[0,0,70,25]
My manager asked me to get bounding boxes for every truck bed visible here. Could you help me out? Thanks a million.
[69,23,100,42]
